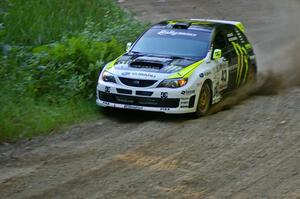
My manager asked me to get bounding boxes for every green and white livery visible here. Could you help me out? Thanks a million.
[96,19,257,117]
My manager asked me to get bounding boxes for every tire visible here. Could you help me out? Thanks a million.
[193,82,212,118]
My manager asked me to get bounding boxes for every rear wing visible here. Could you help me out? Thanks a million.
[190,19,245,32]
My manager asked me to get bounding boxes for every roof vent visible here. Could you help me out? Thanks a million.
[172,22,191,29]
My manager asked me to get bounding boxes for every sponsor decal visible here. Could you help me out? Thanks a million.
[187,90,196,95]
[121,72,131,76]
[180,101,189,105]
[161,92,168,99]
[181,90,195,95]
[160,108,170,111]
[228,37,238,42]
[103,101,110,105]
[227,33,234,37]
[131,72,156,78]
[157,30,197,37]
[105,86,111,93]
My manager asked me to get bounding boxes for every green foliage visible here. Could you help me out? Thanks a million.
[0,0,140,45]
[28,36,124,98]
[0,0,147,142]
[0,55,99,142]
[82,19,147,44]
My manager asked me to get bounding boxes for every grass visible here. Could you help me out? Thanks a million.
[0,0,131,45]
[0,98,100,142]
[0,58,102,142]
[0,0,146,142]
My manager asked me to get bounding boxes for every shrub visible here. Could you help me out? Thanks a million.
[27,36,125,98]
[0,0,148,141]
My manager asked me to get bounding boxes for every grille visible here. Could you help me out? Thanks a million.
[119,77,157,87]
[136,91,153,96]
[98,91,179,108]
[116,88,132,95]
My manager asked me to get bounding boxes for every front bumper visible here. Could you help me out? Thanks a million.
[96,82,198,114]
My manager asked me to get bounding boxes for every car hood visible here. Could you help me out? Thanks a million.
[109,54,200,80]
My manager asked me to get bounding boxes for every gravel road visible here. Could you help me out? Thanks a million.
[0,0,299,198]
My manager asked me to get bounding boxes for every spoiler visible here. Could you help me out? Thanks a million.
[190,19,245,32]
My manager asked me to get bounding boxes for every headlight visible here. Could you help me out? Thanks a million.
[157,78,188,88]
[101,70,116,83]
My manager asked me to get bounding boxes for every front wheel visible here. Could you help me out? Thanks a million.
[193,82,212,118]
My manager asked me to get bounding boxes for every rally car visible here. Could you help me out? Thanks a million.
[96,19,257,117]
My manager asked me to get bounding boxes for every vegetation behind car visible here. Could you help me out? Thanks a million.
[0,0,148,142]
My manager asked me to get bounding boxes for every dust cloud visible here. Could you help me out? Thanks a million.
[209,43,300,114]
[209,0,300,114]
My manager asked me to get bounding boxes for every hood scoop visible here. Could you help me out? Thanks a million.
[130,60,164,70]
[129,56,171,70]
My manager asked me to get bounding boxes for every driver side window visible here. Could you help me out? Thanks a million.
[213,31,227,51]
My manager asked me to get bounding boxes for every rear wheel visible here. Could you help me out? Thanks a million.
[193,82,212,118]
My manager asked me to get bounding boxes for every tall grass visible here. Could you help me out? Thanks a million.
[1,0,133,45]
[0,0,146,142]
[0,97,99,141]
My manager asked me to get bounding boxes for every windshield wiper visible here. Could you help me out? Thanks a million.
[159,55,198,61]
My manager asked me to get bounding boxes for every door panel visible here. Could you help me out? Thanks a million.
[212,30,230,94]
[224,46,238,91]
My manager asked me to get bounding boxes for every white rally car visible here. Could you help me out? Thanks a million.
[96,19,257,117]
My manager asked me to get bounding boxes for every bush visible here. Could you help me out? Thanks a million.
[0,0,148,142]
[29,36,125,98]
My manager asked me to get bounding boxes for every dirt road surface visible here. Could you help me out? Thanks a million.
[1,0,300,198]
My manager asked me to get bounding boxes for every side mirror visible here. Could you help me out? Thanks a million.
[213,49,222,60]
[126,42,132,52]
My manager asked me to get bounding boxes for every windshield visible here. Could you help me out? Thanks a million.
[130,28,211,59]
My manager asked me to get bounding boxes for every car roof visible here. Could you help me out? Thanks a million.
[153,19,245,33]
